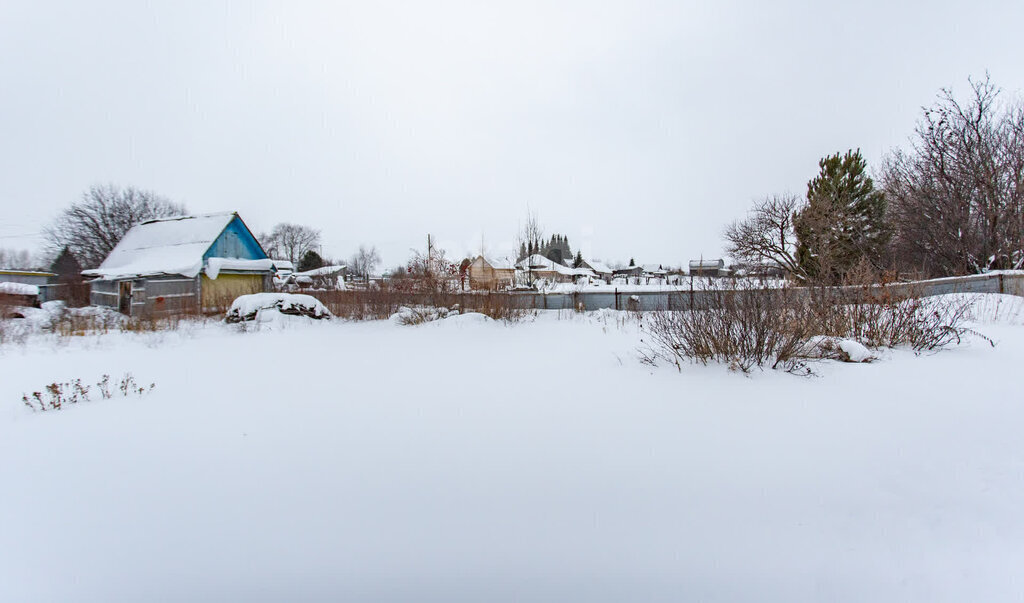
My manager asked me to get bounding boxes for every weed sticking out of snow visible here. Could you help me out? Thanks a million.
[20,373,155,412]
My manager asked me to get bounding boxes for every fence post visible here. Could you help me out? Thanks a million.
[999,273,1005,294]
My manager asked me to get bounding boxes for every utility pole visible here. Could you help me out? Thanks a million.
[426,234,433,279]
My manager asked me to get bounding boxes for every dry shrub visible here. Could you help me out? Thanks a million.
[812,266,978,351]
[50,307,124,337]
[464,292,530,323]
[120,313,192,333]
[48,306,191,336]
[642,286,819,373]
[642,268,980,373]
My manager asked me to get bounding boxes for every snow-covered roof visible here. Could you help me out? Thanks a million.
[271,259,295,271]
[689,259,726,270]
[0,282,39,295]
[479,255,516,270]
[204,258,276,279]
[292,265,346,278]
[83,213,241,279]
[515,255,595,276]
[582,259,612,274]
[642,264,668,274]
[0,270,55,277]
[516,254,570,274]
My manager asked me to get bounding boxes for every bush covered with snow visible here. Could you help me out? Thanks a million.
[389,306,498,326]
[225,293,332,323]
[390,305,453,325]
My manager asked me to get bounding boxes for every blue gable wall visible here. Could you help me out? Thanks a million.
[203,215,268,262]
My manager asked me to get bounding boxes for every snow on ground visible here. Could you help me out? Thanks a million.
[1,294,1024,601]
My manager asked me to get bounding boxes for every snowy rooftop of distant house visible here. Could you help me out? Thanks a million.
[516,255,595,276]
[271,259,295,271]
[583,259,613,274]
[82,212,267,280]
[689,259,726,269]
[480,255,516,270]
[292,265,346,278]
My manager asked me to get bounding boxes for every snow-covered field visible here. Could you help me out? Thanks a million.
[2,295,1024,602]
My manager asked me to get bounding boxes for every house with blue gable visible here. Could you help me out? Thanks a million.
[83,212,278,316]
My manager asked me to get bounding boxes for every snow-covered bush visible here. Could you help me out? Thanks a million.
[225,293,332,323]
[390,305,506,325]
[390,305,452,325]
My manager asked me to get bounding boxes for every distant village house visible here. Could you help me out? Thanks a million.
[688,259,730,277]
[468,256,516,290]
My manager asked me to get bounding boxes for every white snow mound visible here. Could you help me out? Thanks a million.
[838,339,875,363]
[439,312,493,325]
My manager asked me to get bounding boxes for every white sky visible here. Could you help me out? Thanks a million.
[2,0,1023,268]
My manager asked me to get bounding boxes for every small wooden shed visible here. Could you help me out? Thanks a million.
[83,212,277,316]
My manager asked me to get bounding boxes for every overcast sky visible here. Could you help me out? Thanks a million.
[2,0,1023,268]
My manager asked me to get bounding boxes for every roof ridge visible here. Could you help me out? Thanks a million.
[139,211,237,226]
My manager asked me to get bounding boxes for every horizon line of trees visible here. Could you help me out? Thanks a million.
[725,74,1024,283]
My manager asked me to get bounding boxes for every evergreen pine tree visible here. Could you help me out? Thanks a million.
[297,250,325,272]
[50,246,83,282]
[795,149,889,281]
[573,250,583,268]
[629,258,635,267]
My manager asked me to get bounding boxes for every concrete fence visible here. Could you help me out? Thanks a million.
[500,271,1024,312]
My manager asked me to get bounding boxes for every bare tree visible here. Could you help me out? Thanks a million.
[0,248,35,270]
[348,244,381,283]
[403,235,457,295]
[44,184,186,268]
[261,223,321,265]
[883,75,1024,276]
[724,193,806,279]
[514,209,545,286]
[515,209,544,261]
